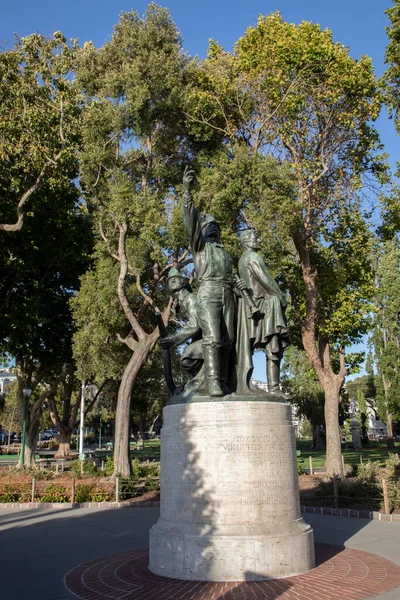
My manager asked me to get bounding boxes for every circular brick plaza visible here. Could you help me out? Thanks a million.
[65,543,400,600]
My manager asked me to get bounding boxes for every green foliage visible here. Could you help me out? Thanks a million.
[383,0,400,139]
[90,486,111,502]
[0,31,81,229]
[74,483,111,502]
[301,478,382,510]
[75,483,91,503]
[139,460,160,477]
[70,460,99,478]
[119,478,139,500]
[386,480,400,509]
[371,238,400,424]
[144,478,160,492]
[131,458,141,479]
[383,452,400,479]
[358,460,382,482]
[41,483,70,503]
[187,11,382,375]
[0,33,92,467]
[0,483,30,502]
[71,4,200,391]
[104,456,114,476]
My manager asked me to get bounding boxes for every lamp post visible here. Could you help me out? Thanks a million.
[79,381,85,461]
[21,386,32,466]
[98,408,103,450]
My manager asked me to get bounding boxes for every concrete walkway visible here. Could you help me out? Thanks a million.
[0,507,399,600]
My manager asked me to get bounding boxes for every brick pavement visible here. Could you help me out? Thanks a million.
[65,543,400,600]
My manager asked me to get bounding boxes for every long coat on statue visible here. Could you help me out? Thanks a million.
[236,249,290,394]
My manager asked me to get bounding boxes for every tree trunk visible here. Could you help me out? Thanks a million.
[387,413,395,449]
[55,427,74,458]
[311,422,323,451]
[20,420,40,468]
[113,344,153,476]
[323,385,343,476]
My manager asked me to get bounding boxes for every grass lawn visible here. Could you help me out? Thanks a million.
[296,439,400,469]
[130,443,160,457]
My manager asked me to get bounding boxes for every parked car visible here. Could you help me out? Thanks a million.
[39,431,54,441]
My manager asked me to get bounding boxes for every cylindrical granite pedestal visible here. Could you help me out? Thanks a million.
[149,399,315,581]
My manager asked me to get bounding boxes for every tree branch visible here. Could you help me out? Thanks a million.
[117,222,146,340]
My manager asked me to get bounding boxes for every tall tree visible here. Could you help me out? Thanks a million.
[381,1,400,236]
[0,175,92,466]
[371,237,400,448]
[281,346,326,450]
[72,5,196,476]
[186,13,385,475]
[0,32,80,232]
[384,0,400,136]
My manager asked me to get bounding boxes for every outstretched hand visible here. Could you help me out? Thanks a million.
[183,165,195,193]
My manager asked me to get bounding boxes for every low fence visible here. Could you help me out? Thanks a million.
[299,478,391,512]
[0,476,160,504]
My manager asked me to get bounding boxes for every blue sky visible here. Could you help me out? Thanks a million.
[1,0,396,381]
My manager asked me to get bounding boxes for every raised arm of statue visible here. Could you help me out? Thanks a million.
[182,166,204,254]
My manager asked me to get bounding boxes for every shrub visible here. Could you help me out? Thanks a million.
[105,456,114,476]
[131,458,141,479]
[297,463,304,475]
[119,478,139,500]
[144,478,160,492]
[70,459,98,478]
[84,461,99,476]
[385,480,400,510]
[0,483,30,502]
[383,453,400,480]
[140,461,160,477]
[357,461,381,482]
[41,483,70,503]
[299,477,382,510]
[90,486,111,502]
[75,484,92,503]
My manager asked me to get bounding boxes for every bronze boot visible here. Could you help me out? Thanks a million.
[203,345,224,397]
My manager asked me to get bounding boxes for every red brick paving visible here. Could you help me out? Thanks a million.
[65,543,400,600]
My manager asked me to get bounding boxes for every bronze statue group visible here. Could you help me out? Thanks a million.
[160,167,290,400]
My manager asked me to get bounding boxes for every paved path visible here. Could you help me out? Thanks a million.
[0,507,399,600]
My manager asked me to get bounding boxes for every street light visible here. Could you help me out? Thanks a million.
[98,407,103,450]
[21,386,32,466]
[79,381,85,461]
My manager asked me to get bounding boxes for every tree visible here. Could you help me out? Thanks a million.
[72,5,196,476]
[46,368,111,458]
[0,32,81,232]
[384,0,400,136]
[346,368,377,446]
[0,380,21,450]
[281,346,326,450]
[371,237,400,448]
[186,13,385,475]
[0,175,92,466]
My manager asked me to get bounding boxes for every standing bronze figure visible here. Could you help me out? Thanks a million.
[237,229,290,395]
[181,167,236,397]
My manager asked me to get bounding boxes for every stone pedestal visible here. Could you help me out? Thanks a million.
[149,399,315,581]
